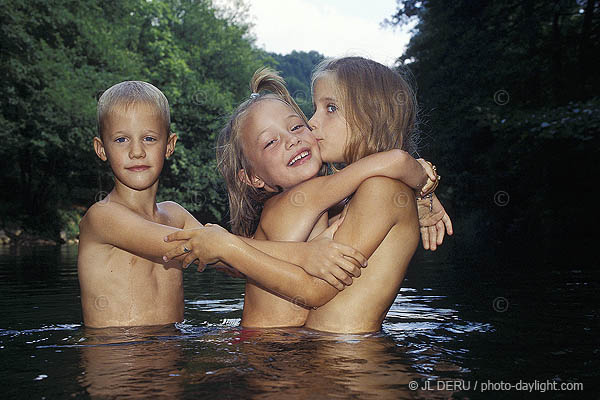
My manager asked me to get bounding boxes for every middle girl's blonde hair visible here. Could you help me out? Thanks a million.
[217,67,308,237]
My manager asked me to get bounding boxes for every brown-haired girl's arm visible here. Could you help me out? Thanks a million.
[260,149,435,240]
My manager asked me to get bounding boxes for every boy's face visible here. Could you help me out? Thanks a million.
[94,103,176,191]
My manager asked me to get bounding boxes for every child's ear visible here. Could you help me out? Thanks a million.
[238,169,265,189]
[93,137,107,161]
[165,132,177,159]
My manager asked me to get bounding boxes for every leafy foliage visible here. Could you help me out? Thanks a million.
[266,50,325,116]
[388,0,599,260]
[0,0,264,239]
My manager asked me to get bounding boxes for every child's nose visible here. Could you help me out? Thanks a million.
[308,115,318,131]
[129,141,146,158]
[285,134,301,149]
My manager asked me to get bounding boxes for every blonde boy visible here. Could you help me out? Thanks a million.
[77,81,201,328]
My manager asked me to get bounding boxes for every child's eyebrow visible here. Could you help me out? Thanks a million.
[255,114,299,142]
[316,96,337,103]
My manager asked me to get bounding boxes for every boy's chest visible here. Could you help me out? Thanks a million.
[104,246,179,283]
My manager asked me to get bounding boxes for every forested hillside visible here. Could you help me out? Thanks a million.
[266,51,325,116]
[0,0,267,242]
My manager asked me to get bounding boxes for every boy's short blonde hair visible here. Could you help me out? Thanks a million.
[97,81,170,139]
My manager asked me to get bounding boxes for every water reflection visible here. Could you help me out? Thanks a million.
[78,325,185,399]
[187,328,428,399]
[1,246,596,398]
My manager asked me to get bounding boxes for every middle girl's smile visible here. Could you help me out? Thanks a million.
[287,148,312,167]
[241,98,323,191]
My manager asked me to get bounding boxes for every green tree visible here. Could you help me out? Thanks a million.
[0,0,265,240]
[387,0,599,260]
[267,50,325,116]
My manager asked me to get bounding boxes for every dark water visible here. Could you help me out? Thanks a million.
[0,245,597,399]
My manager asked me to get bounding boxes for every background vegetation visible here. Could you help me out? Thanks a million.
[388,0,599,263]
[1,0,597,264]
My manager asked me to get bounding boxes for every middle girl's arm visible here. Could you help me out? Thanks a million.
[164,224,356,307]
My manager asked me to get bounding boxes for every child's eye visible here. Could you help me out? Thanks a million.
[114,137,127,143]
[144,136,157,142]
[264,139,277,149]
[327,104,337,113]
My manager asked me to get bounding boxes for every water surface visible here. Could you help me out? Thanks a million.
[0,245,596,399]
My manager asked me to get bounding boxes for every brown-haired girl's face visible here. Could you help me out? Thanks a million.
[240,99,322,191]
[309,75,350,164]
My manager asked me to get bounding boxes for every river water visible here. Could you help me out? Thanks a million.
[0,245,596,399]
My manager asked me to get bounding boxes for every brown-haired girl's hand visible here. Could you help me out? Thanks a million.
[416,158,439,196]
[417,193,453,250]
[163,224,231,271]
[303,216,368,291]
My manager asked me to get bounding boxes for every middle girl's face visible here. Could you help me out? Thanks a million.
[309,74,350,164]
[242,99,322,191]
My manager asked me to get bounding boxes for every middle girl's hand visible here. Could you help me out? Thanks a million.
[302,216,368,291]
[417,193,453,250]
[163,224,231,271]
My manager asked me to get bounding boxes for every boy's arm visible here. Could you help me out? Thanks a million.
[261,149,433,240]
[81,201,187,264]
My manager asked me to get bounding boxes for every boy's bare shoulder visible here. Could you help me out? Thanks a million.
[157,200,199,229]
[79,199,123,235]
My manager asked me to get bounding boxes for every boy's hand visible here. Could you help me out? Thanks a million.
[417,193,453,251]
[163,224,231,271]
[303,216,368,290]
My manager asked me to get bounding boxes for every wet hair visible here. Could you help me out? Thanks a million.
[97,81,170,139]
[311,57,418,163]
[217,67,308,237]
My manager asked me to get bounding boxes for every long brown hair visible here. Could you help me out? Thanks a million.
[216,67,308,237]
[311,57,418,163]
